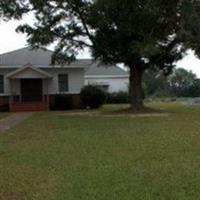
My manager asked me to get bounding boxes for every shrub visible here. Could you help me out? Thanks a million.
[107,91,129,104]
[50,95,73,110]
[80,85,107,109]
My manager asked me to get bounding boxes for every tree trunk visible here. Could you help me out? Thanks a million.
[129,66,144,111]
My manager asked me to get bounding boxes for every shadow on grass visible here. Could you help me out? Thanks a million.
[57,105,170,118]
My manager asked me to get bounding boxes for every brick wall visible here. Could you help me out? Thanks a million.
[11,102,49,112]
[0,96,9,111]
[0,94,83,112]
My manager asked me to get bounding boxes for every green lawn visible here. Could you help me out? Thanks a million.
[1,103,200,200]
[0,112,9,119]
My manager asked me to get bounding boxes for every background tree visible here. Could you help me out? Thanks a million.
[1,0,200,111]
[143,70,168,97]
[143,68,200,98]
[168,68,196,97]
[167,68,200,97]
[187,79,200,97]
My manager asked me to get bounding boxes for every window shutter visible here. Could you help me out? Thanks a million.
[58,74,68,92]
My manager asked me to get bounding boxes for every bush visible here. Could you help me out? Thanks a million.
[107,91,129,104]
[80,85,107,109]
[50,95,73,110]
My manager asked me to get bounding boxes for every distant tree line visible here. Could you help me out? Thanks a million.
[143,68,200,98]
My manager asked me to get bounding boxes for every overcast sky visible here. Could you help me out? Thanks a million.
[1,16,200,77]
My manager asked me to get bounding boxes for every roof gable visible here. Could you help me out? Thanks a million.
[6,64,52,79]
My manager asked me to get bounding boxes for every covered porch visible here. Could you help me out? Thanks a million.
[6,64,52,112]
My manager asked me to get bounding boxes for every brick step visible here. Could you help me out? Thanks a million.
[11,102,49,112]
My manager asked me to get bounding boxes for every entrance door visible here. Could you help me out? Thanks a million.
[21,79,43,102]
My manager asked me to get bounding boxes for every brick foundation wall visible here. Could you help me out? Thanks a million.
[0,94,82,112]
[11,102,49,112]
[0,96,9,111]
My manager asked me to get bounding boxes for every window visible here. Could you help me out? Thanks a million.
[0,75,4,93]
[58,74,68,92]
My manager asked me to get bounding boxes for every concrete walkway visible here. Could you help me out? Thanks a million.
[0,113,33,132]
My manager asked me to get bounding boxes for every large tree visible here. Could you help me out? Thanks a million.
[1,0,200,110]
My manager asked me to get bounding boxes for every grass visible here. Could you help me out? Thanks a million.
[0,112,10,119]
[1,103,200,199]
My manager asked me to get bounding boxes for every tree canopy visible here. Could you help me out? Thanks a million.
[1,0,200,110]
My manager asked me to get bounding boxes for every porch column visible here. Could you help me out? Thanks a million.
[46,79,50,110]
[42,80,45,102]
[19,79,22,103]
[9,79,13,112]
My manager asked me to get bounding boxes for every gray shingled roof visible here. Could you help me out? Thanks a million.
[85,62,128,76]
[0,47,128,76]
[0,46,91,67]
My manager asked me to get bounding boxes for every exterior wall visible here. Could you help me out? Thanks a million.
[0,67,85,96]
[42,68,85,94]
[0,68,17,95]
[85,76,129,93]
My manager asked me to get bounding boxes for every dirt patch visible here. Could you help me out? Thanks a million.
[103,106,169,117]
[59,111,100,117]
[104,113,170,118]
[58,111,170,118]
[0,192,25,200]
[107,106,166,114]
[57,106,170,118]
